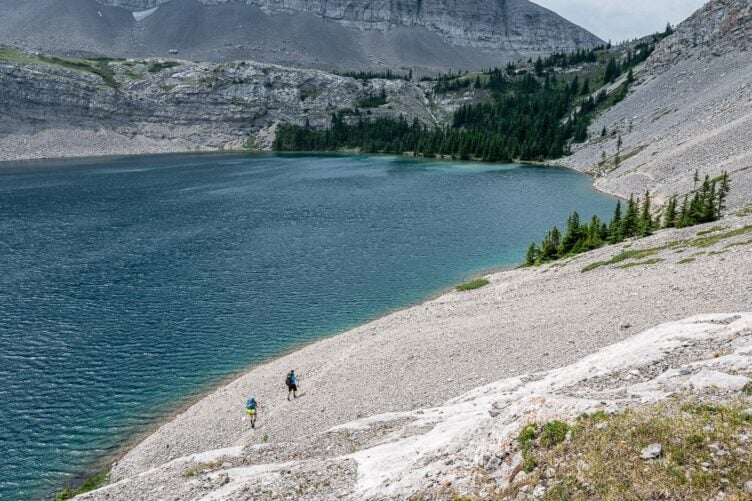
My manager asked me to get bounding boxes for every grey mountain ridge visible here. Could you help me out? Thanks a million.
[0,0,602,72]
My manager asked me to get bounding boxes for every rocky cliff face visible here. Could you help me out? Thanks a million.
[0,52,437,161]
[0,0,601,72]
[97,0,603,52]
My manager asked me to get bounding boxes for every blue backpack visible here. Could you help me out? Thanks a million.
[246,396,257,410]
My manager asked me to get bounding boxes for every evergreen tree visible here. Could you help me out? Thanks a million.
[603,58,619,83]
[717,171,731,215]
[663,196,677,228]
[638,191,653,236]
[677,195,690,228]
[525,243,539,266]
[535,57,544,76]
[608,200,623,243]
[580,78,591,96]
[584,215,603,250]
[560,211,583,255]
[621,194,639,238]
[538,226,562,262]
[702,181,718,222]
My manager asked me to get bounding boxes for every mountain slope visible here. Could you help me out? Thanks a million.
[0,49,438,161]
[0,0,602,72]
[559,0,752,210]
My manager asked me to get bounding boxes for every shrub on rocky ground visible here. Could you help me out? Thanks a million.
[505,398,752,500]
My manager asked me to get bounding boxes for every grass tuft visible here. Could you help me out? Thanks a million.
[696,226,727,236]
[540,421,570,447]
[736,205,752,217]
[56,471,109,501]
[616,258,663,269]
[456,278,490,291]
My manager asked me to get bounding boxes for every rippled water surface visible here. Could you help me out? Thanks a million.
[0,153,616,499]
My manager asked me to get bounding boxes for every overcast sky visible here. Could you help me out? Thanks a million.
[533,0,708,42]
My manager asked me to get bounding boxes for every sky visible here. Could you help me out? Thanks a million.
[533,0,708,42]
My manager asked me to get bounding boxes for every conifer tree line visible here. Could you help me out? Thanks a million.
[273,42,651,160]
[337,69,411,81]
[525,172,731,266]
[274,69,615,161]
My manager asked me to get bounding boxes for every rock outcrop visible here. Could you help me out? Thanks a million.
[0,52,436,161]
[648,0,752,72]
[0,0,601,72]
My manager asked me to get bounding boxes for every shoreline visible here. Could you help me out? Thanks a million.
[85,206,752,497]
[69,257,523,492]
[21,148,599,494]
[16,148,606,495]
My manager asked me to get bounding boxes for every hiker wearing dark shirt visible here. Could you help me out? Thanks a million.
[285,370,298,400]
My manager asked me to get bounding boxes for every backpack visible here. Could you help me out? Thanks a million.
[285,373,293,386]
[246,397,257,410]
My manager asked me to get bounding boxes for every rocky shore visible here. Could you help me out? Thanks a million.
[80,208,752,499]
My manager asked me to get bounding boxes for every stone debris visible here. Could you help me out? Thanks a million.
[640,443,662,460]
[82,313,752,500]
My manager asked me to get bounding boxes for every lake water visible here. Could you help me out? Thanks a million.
[0,153,616,499]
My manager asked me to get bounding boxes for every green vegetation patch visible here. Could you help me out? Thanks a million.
[57,471,109,501]
[724,238,752,249]
[677,257,696,264]
[0,47,120,89]
[579,223,750,273]
[616,257,663,269]
[696,226,727,236]
[515,421,571,474]
[736,205,752,217]
[581,245,669,272]
[684,225,752,248]
[357,90,388,109]
[148,61,182,73]
[504,400,752,500]
[539,421,570,447]
[0,46,40,64]
[456,278,490,291]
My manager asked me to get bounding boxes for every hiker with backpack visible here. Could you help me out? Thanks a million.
[245,394,258,429]
[285,370,299,400]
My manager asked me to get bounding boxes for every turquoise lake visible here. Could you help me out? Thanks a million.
[0,153,617,499]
